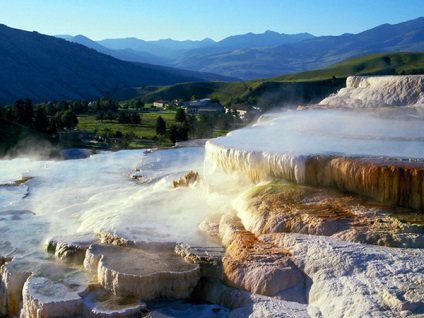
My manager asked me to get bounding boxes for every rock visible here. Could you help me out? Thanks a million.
[218,212,306,300]
[85,243,200,300]
[266,233,424,317]
[198,213,222,237]
[95,230,135,246]
[223,234,306,298]
[175,243,225,280]
[1,259,34,316]
[44,233,98,264]
[21,270,89,317]
[218,212,246,247]
[172,170,200,188]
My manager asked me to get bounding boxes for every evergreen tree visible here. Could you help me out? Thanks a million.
[175,108,187,123]
[96,111,105,121]
[187,114,198,137]
[168,125,179,143]
[34,107,50,133]
[168,124,189,143]
[131,113,141,125]
[105,110,115,121]
[12,98,34,126]
[134,98,145,111]
[155,116,167,135]
[118,112,130,124]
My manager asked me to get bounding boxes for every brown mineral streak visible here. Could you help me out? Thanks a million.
[305,157,424,210]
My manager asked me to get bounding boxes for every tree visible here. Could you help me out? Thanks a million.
[34,107,50,133]
[12,98,34,126]
[102,128,114,139]
[115,131,123,138]
[247,96,258,105]
[60,110,79,129]
[169,124,189,143]
[0,105,5,119]
[118,112,130,124]
[196,112,216,138]
[168,125,179,143]
[155,116,167,135]
[96,111,105,121]
[175,108,187,123]
[216,112,234,130]
[131,113,141,125]
[134,98,145,111]
[105,110,115,121]
[6,107,13,121]
[54,110,78,129]
[186,114,198,137]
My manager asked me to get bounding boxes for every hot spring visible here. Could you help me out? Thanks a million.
[0,75,423,317]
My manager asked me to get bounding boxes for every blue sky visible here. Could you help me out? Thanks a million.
[1,0,423,41]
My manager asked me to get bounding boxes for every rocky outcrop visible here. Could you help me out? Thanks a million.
[215,212,307,302]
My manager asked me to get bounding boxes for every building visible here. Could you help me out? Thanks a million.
[184,99,225,115]
[227,104,260,120]
[153,100,169,108]
[172,99,184,107]
[189,98,211,107]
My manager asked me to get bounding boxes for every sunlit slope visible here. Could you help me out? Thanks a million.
[272,52,424,81]
[133,52,424,107]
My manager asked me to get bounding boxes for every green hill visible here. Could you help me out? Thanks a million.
[126,52,424,110]
[272,52,424,81]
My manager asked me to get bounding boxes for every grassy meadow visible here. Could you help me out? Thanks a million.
[77,111,175,139]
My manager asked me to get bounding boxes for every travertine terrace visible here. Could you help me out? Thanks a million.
[0,76,423,317]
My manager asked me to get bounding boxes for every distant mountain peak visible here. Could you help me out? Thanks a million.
[0,24,238,105]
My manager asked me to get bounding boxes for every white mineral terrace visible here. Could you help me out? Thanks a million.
[0,75,423,317]
[208,109,424,160]
[320,75,424,108]
[206,109,424,209]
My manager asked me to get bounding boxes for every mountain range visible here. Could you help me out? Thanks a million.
[0,25,237,105]
[0,17,423,105]
[60,18,424,80]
